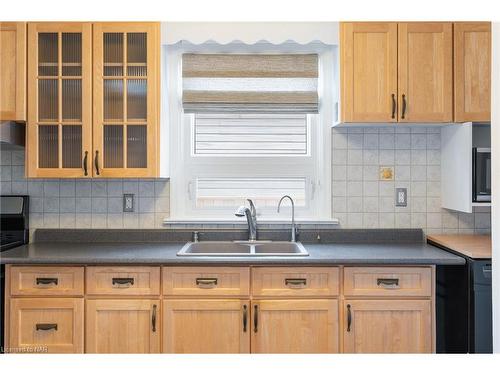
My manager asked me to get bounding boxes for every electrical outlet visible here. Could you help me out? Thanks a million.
[395,188,407,207]
[123,194,135,212]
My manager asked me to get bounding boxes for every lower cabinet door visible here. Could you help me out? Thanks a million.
[163,299,250,353]
[251,299,339,353]
[343,300,432,353]
[9,298,84,353]
[86,299,160,353]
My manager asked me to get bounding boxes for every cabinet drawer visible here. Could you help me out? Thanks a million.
[252,267,339,297]
[86,267,160,296]
[9,298,84,353]
[343,267,432,297]
[163,267,250,297]
[10,266,84,296]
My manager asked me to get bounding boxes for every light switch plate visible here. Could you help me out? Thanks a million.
[395,188,407,207]
[123,194,135,212]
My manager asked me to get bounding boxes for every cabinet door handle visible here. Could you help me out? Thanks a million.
[83,151,88,176]
[347,304,352,332]
[152,304,157,332]
[94,150,100,175]
[112,277,134,286]
[36,277,58,286]
[253,304,259,333]
[284,278,307,287]
[36,323,58,331]
[391,94,396,119]
[377,278,399,287]
[401,94,407,119]
[196,278,218,288]
[243,304,248,333]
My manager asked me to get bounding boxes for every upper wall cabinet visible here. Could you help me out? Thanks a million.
[454,22,491,122]
[26,23,93,178]
[0,22,26,122]
[93,23,160,178]
[340,23,398,123]
[341,22,453,123]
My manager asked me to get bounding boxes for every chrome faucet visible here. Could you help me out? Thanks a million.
[235,199,257,241]
[277,195,297,242]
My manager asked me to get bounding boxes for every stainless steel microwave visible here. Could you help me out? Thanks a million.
[472,148,491,202]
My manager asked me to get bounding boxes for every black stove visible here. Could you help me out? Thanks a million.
[1,195,29,352]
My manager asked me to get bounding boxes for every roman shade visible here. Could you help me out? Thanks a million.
[182,54,319,113]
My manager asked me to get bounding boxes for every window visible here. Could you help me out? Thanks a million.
[166,42,335,221]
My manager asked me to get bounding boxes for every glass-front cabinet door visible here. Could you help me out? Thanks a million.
[27,23,92,178]
[93,23,159,177]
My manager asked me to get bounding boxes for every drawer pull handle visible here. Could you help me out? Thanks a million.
[36,278,58,286]
[152,304,157,332]
[284,278,307,287]
[112,277,135,286]
[253,304,259,333]
[377,278,399,287]
[243,305,248,333]
[196,278,218,288]
[36,323,58,331]
[347,304,352,332]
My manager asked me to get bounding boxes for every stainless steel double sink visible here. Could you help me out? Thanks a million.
[177,241,309,257]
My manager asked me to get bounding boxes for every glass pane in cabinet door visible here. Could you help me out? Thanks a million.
[38,125,59,168]
[127,79,147,120]
[38,33,58,76]
[103,125,124,168]
[103,80,123,121]
[62,33,82,76]
[127,33,147,76]
[62,126,82,168]
[127,125,147,168]
[62,79,82,121]
[104,33,123,76]
[38,79,58,121]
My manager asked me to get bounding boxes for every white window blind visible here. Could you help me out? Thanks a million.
[193,114,309,156]
[195,177,306,208]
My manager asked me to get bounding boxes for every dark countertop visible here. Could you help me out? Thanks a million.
[0,241,465,265]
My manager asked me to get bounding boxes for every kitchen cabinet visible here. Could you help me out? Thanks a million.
[86,299,160,353]
[340,22,453,123]
[9,298,84,353]
[340,22,398,122]
[26,22,93,178]
[251,299,339,353]
[454,22,491,122]
[163,299,250,353]
[0,22,26,121]
[343,300,432,353]
[92,22,160,178]
[25,22,160,178]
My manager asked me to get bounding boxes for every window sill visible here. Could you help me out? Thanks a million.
[162,218,340,229]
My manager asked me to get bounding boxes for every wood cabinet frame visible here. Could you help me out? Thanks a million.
[4,264,436,354]
[0,22,26,121]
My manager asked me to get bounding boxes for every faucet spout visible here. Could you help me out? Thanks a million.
[235,199,258,241]
[277,195,297,242]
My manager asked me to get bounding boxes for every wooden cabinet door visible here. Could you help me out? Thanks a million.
[26,23,92,178]
[92,22,159,178]
[340,22,398,122]
[0,22,26,121]
[398,22,453,122]
[9,298,84,353]
[163,300,250,353]
[343,300,432,353]
[454,22,491,122]
[86,299,160,353]
[251,299,339,353]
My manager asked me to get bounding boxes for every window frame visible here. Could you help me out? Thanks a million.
[166,41,335,221]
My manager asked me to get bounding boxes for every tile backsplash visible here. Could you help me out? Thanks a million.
[331,126,490,234]
[0,149,169,230]
[0,125,491,235]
